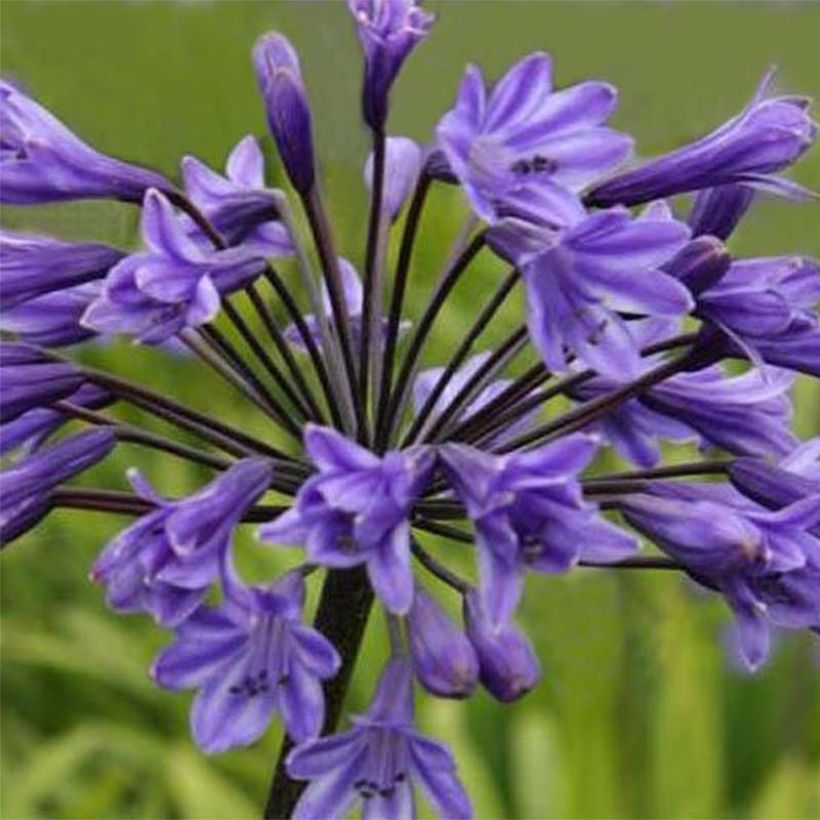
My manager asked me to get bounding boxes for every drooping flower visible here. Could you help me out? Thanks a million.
[0,79,170,204]
[0,343,84,423]
[620,482,820,670]
[364,136,423,220]
[152,571,340,751]
[573,353,798,469]
[440,434,637,625]
[692,255,820,377]
[82,189,267,343]
[463,588,541,702]
[0,383,112,457]
[259,425,434,615]
[253,33,316,195]
[519,202,692,379]
[181,135,293,255]
[407,583,479,698]
[287,658,472,819]
[588,69,817,208]
[0,428,116,545]
[0,229,124,309]
[436,53,633,223]
[348,0,435,130]
[91,458,273,626]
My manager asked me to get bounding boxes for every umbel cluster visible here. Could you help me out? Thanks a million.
[1,1,818,817]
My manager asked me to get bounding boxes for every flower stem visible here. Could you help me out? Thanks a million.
[375,173,433,444]
[359,129,387,430]
[264,567,374,819]
[402,268,521,446]
[377,232,487,451]
[302,188,368,441]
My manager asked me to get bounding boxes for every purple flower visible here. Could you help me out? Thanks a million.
[0,229,124,310]
[688,184,755,241]
[91,458,273,626]
[620,482,820,670]
[348,0,435,130]
[729,439,820,513]
[364,136,423,220]
[0,428,116,546]
[181,136,293,255]
[287,658,472,819]
[588,69,817,208]
[258,425,433,614]
[0,283,100,348]
[253,34,315,195]
[152,571,340,751]
[1,80,170,204]
[1,383,111,457]
[440,435,637,625]
[82,189,267,344]
[407,584,479,698]
[520,202,692,379]
[0,343,84,423]
[463,588,540,703]
[436,53,632,223]
[693,255,820,377]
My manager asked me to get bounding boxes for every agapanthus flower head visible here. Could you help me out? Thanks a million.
[588,68,817,208]
[259,425,434,614]
[436,52,633,223]
[252,33,315,195]
[181,135,293,255]
[91,458,273,627]
[0,229,124,310]
[348,0,435,130]
[0,79,170,204]
[152,570,340,751]
[1,9,818,819]
[0,428,115,545]
[287,658,472,819]
[82,189,267,343]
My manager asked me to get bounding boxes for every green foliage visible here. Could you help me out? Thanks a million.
[2,2,819,817]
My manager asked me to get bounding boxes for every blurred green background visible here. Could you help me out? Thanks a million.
[2,1,820,818]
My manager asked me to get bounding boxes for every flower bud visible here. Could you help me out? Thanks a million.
[252,33,315,195]
[408,584,478,698]
[662,235,731,295]
[364,137,422,221]
[0,343,84,423]
[688,184,755,241]
[463,589,540,702]
[587,70,816,207]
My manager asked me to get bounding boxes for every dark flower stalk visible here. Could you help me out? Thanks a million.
[1,7,817,820]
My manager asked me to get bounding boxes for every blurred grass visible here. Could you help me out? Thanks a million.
[2,1,820,818]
